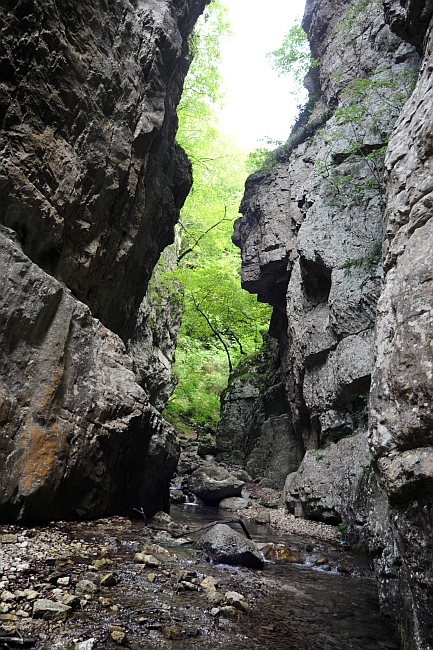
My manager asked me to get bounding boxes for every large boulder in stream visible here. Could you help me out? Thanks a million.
[196,523,264,569]
[186,464,244,505]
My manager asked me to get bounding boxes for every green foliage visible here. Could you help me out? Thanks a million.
[245,137,283,175]
[315,65,416,219]
[267,18,318,88]
[164,3,272,432]
[334,522,347,534]
[341,241,382,275]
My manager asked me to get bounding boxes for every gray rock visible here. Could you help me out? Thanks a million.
[216,337,302,487]
[76,580,99,594]
[219,497,249,511]
[0,231,179,523]
[284,431,371,525]
[0,0,208,523]
[254,510,271,525]
[32,598,71,621]
[230,0,432,645]
[368,5,433,643]
[0,0,206,341]
[196,524,264,569]
[187,464,244,505]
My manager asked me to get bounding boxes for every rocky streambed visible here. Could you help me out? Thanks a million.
[0,502,401,650]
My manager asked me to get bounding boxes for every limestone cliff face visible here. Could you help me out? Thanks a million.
[229,0,418,498]
[230,0,433,646]
[370,1,433,645]
[0,0,207,522]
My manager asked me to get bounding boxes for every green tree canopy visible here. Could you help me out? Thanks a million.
[163,2,272,433]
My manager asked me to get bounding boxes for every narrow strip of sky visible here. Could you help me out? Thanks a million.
[218,0,307,151]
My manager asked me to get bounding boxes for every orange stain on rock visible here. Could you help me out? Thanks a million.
[18,421,65,496]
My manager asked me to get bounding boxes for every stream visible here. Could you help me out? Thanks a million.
[0,504,401,650]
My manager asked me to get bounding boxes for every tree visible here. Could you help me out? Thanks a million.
[267,18,318,88]
[162,2,272,432]
[246,18,319,173]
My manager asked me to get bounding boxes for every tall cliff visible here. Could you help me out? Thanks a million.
[0,0,208,523]
[226,0,433,647]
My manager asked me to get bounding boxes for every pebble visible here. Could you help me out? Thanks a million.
[100,573,117,587]
[133,553,160,567]
[75,639,96,650]
[109,625,126,644]
[76,579,99,594]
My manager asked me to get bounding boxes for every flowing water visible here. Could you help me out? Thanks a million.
[0,505,401,649]
[167,504,400,650]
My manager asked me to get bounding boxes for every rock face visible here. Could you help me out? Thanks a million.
[231,0,419,499]
[196,523,264,569]
[0,0,202,340]
[232,0,433,646]
[0,0,208,522]
[128,243,183,412]
[0,227,179,522]
[284,431,371,525]
[369,1,433,645]
[216,336,304,487]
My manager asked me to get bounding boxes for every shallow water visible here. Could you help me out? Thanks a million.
[0,506,401,649]
[168,505,401,650]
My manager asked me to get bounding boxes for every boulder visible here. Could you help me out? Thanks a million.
[32,599,71,621]
[219,497,249,511]
[196,523,264,569]
[187,464,244,505]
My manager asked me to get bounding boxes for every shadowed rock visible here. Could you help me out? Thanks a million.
[196,523,264,569]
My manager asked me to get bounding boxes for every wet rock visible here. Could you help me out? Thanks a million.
[32,598,71,621]
[219,497,249,511]
[109,625,126,644]
[146,573,157,583]
[170,489,186,504]
[224,591,250,613]
[162,624,182,639]
[76,579,99,594]
[257,543,278,561]
[133,553,160,567]
[276,545,304,564]
[75,640,96,650]
[207,592,225,605]
[254,510,271,525]
[61,594,80,609]
[100,573,117,587]
[219,605,240,618]
[200,576,218,592]
[196,523,264,569]
[187,464,244,505]
[143,544,170,556]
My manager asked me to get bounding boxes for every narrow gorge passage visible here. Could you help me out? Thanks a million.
[1,0,433,649]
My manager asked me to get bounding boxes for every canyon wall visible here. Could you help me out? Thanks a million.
[0,0,208,523]
[225,0,433,646]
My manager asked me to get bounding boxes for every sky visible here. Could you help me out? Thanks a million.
[217,0,307,151]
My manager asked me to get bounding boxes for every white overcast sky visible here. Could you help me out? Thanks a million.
[217,0,307,151]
